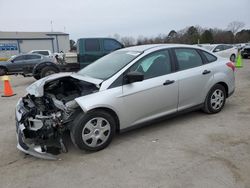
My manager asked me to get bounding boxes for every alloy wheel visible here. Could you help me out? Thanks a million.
[210,89,225,110]
[82,117,111,148]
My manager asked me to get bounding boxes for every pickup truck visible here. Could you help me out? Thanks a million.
[32,38,124,79]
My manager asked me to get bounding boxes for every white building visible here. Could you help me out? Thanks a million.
[0,31,70,58]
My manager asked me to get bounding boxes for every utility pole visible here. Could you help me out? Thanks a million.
[51,21,53,32]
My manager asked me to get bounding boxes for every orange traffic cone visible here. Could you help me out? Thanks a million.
[1,76,16,97]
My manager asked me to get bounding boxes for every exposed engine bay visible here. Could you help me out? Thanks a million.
[16,76,99,159]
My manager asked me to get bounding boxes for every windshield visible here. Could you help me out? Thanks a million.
[8,55,17,61]
[77,50,141,80]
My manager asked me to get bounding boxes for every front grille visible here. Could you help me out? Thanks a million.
[244,49,250,53]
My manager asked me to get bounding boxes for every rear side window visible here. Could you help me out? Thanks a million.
[32,51,49,56]
[201,51,217,63]
[85,39,100,52]
[27,55,41,60]
[104,39,122,51]
[224,45,233,50]
[213,45,224,52]
[174,48,203,71]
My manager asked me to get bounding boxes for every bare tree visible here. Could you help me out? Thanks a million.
[120,36,135,47]
[227,21,245,35]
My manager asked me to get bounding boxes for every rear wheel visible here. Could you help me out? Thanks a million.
[40,66,58,78]
[230,54,236,62]
[33,74,41,80]
[203,84,226,114]
[70,110,116,151]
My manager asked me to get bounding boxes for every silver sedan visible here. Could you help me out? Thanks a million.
[15,44,235,159]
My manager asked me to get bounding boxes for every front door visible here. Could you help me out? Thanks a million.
[121,49,178,127]
[7,55,28,73]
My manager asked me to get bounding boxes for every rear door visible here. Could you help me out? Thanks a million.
[172,48,214,111]
[223,45,235,59]
[23,54,42,73]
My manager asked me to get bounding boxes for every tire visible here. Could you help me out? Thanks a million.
[230,54,236,62]
[33,74,41,80]
[0,67,6,76]
[70,110,116,151]
[40,66,58,78]
[203,84,226,114]
[242,55,248,59]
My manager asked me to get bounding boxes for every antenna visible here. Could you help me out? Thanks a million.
[51,21,53,32]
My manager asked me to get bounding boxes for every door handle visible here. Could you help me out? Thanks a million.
[163,80,175,86]
[202,70,211,75]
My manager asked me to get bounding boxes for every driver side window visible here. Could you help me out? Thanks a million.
[129,50,172,80]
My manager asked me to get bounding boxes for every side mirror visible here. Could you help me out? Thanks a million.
[214,48,220,52]
[10,59,14,63]
[126,71,144,84]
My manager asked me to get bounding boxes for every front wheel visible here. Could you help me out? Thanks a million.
[203,84,226,114]
[70,110,116,151]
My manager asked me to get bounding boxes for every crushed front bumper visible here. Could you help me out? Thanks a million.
[15,99,58,160]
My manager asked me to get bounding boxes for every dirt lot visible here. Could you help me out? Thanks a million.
[0,60,250,188]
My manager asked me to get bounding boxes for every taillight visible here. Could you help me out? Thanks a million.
[226,62,235,72]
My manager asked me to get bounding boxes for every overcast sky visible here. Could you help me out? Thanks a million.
[0,0,249,40]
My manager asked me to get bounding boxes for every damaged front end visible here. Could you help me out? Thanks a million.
[15,74,100,160]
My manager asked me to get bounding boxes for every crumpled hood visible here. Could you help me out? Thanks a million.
[26,72,103,97]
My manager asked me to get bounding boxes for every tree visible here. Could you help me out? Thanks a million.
[213,29,234,44]
[167,30,177,43]
[184,26,200,44]
[235,29,250,43]
[70,39,76,51]
[227,21,245,35]
[200,30,214,44]
[120,36,135,47]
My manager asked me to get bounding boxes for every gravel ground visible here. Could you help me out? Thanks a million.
[0,59,250,188]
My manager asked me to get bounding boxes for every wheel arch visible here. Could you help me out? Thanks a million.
[87,107,120,133]
[33,62,60,75]
[213,82,229,97]
[0,66,8,72]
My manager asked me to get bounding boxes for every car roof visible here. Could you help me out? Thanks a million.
[119,44,203,52]
[31,50,50,52]
[16,53,42,57]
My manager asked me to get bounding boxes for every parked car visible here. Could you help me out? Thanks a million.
[0,53,53,76]
[15,44,235,159]
[241,45,250,59]
[200,44,238,62]
[29,50,54,59]
[233,43,246,52]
